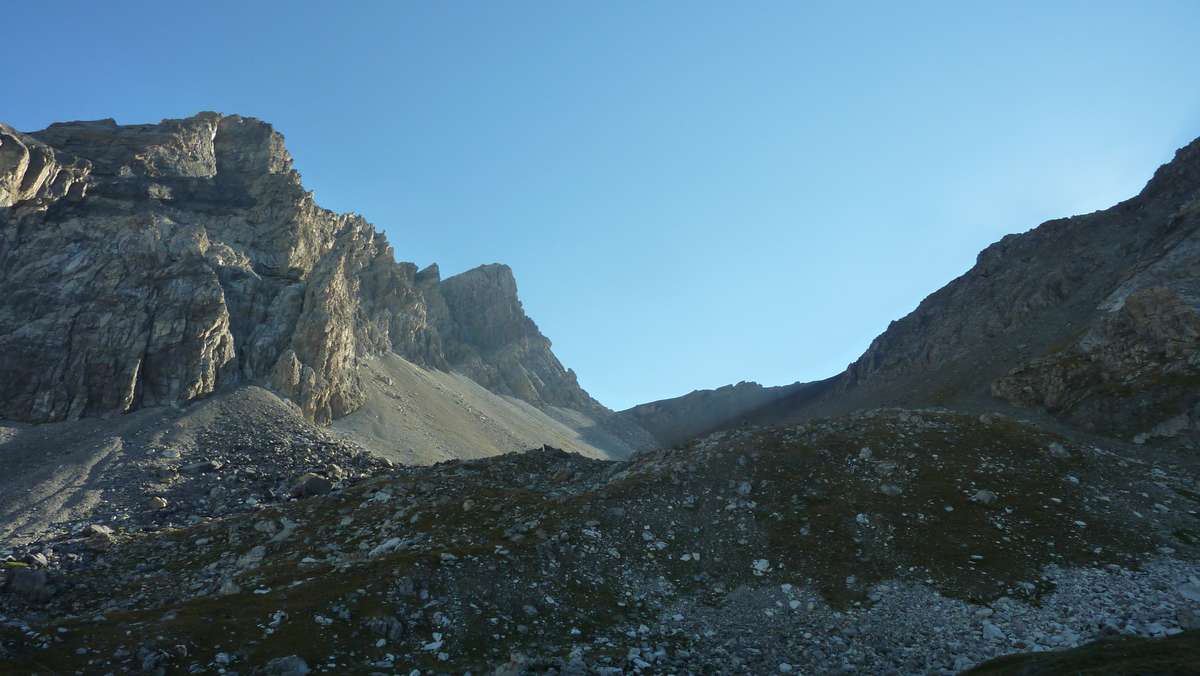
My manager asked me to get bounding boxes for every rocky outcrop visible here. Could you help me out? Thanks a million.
[993,286,1200,442]
[0,123,91,207]
[432,263,603,414]
[0,113,615,428]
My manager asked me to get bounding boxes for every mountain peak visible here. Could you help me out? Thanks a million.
[23,112,293,182]
[1139,134,1200,201]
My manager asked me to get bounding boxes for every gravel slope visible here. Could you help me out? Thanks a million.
[332,353,639,465]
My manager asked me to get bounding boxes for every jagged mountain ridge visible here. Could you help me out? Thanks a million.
[0,114,637,447]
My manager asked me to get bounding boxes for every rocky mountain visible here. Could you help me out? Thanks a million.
[636,137,1200,452]
[0,113,649,457]
[3,115,1200,675]
[829,137,1200,440]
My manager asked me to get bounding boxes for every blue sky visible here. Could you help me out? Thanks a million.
[6,1,1200,409]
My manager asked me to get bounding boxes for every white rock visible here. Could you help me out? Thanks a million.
[369,538,404,558]
[236,545,266,569]
[1048,442,1071,458]
[1179,582,1200,603]
[981,622,1005,641]
[970,490,998,505]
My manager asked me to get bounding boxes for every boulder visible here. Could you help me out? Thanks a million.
[970,489,998,505]
[263,655,310,675]
[289,473,333,498]
[365,615,406,641]
[5,568,52,603]
[78,524,114,537]
[182,459,224,473]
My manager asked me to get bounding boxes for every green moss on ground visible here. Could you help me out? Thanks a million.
[967,630,1200,675]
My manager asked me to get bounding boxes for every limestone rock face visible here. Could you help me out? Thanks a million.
[0,123,91,207]
[0,113,609,426]
[431,263,603,414]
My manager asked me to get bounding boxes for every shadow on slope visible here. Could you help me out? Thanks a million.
[967,630,1200,675]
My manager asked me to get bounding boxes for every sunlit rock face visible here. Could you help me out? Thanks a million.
[0,113,608,425]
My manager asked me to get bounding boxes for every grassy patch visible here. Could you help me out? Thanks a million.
[967,630,1200,675]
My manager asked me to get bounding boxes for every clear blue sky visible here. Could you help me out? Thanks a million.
[6,2,1200,409]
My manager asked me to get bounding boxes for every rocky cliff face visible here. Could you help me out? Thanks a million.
[432,263,605,414]
[0,113,611,427]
